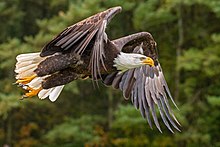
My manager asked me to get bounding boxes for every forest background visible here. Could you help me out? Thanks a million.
[0,0,220,146]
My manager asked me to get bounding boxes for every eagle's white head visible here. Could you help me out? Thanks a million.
[113,52,154,73]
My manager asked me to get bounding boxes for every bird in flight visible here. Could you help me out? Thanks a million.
[15,6,180,132]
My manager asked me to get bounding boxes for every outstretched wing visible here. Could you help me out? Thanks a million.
[103,33,180,132]
[40,6,122,81]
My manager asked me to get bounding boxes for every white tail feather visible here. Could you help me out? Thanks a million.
[15,64,37,74]
[15,52,45,79]
[38,88,54,99]
[16,69,35,79]
[16,52,40,58]
[16,61,34,70]
[49,85,65,102]
[38,85,64,101]
[27,77,44,89]
[16,52,41,61]
[16,55,41,62]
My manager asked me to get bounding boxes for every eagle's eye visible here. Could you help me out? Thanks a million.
[139,57,146,61]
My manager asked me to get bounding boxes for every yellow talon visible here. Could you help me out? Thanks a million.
[16,74,37,84]
[23,87,42,98]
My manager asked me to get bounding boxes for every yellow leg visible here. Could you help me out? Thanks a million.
[23,87,42,98]
[16,74,37,84]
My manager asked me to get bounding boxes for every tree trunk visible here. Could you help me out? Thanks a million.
[107,89,113,129]
[175,2,184,100]
[3,113,12,147]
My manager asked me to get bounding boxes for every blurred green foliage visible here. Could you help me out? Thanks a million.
[0,0,220,146]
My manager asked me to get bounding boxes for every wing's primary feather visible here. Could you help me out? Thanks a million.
[104,65,180,132]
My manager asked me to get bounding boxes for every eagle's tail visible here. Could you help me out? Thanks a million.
[15,52,44,79]
[15,52,64,102]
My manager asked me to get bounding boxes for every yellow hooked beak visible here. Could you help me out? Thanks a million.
[141,57,154,66]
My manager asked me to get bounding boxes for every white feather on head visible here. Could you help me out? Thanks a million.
[113,52,147,73]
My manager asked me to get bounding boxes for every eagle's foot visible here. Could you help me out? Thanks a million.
[16,74,37,85]
[22,87,42,98]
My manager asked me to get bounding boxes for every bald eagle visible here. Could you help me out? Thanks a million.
[15,6,180,132]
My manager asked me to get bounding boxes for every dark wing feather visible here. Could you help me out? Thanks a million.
[103,32,180,132]
[40,7,122,81]
[104,64,180,132]
[40,14,102,57]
